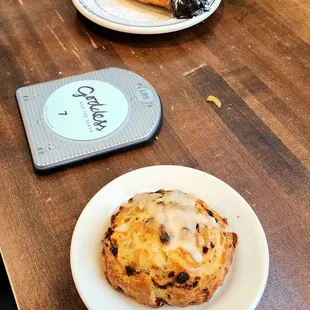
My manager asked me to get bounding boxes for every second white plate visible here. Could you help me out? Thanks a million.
[71,165,269,310]
[72,0,222,34]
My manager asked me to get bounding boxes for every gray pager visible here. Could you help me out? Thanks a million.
[16,68,162,171]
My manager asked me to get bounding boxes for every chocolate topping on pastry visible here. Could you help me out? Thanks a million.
[171,0,211,19]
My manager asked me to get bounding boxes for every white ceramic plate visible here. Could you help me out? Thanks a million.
[72,0,221,34]
[71,165,269,310]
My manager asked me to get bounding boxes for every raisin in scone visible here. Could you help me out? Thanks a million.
[102,190,238,308]
[135,0,212,19]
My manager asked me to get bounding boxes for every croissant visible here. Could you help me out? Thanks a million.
[136,0,212,19]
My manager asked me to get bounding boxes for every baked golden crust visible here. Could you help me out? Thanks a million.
[135,0,170,10]
[102,190,238,308]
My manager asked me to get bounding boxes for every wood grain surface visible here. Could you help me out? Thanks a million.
[1,0,310,309]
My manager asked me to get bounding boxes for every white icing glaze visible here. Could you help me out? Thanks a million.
[115,223,129,232]
[127,190,225,263]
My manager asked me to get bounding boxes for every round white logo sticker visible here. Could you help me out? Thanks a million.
[44,80,129,141]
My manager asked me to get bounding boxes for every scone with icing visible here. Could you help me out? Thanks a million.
[135,0,212,19]
[102,190,238,308]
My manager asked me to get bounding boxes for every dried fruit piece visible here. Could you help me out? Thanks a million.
[207,209,218,222]
[146,217,154,225]
[207,210,214,217]
[125,266,136,276]
[153,280,174,289]
[160,232,170,243]
[105,227,114,239]
[232,233,238,248]
[156,298,165,306]
[176,272,190,284]
[159,225,170,243]
[110,245,118,256]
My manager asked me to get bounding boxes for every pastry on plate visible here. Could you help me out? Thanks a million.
[135,0,213,19]
[102,190,238,308]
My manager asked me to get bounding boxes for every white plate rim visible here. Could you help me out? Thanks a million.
[71,165,269,310]
[72,0,222,34]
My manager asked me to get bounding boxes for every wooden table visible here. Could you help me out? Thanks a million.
[1,0,309,309]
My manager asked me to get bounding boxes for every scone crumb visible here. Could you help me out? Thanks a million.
[207,95,222,108]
